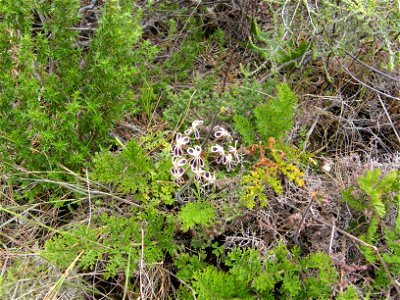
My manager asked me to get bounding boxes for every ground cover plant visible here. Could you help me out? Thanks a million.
[1,0,400,299]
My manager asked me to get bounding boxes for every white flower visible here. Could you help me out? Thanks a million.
[170,166,185,183]
[187,145,202,156]
[192,168,215,185]
[185,119,203,139]
[214,126,232,140]
[211,144,224,153]
[211,144,227,164]
[192,119,204,127]
[192,167,205,181]
[225,153,235,171]
[203,171,216,184]
[172,132,190,157]
[187,145,204,170]
[228,140,241,163]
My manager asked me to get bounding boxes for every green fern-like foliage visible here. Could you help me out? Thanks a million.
[358,169,386,217]
[359,216,379,263]
[336,285,360,300]
[193,265,250,300]
[299,251,340,299]
[360,226,400,294]
[341,168,400,293]
[233,115,256,145]
[164,77,276,127]
[254,82,298,141]
[92,139,152,196]
[176,242,338,299]
[358,168,399,218]
[178,201,216,231]
[149,151,176,205]
[341,186,369,211]
[233,83,303,209]
[42,209,176,279]
[91,137,178,205]
[175,251,209,283]
[380,228,400,280]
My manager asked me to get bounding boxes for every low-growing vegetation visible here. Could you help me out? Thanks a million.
[1,1,399,299]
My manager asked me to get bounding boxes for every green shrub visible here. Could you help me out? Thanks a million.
[176,242,338,299]
[341,168,400,294]
[92,139,152,195]
[342,168,400,219]
[232,84,303,208]
[336,285,360,300]
[247,1,400,72]
[234,82,298,144]
[247,17,310,73]
[0,0,154,173]
[163,77,276,127]
[92,135,176,205]
[42,208,176,279]
[254,82,298,141]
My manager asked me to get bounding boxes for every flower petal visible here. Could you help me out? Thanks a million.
[214,131,222,138]
[170,167,176,176]
[176,158,187,166]
[193,168,204,180]
[173,147,183,157]
[174,178,184,184]
[214,127,232,140]
[176,167,185,176]
[211,144,223,153]
[192,120,203,127]
[187,147,195,155]
[198,158,204,168]
[194,128,200,139]
[217,154,227,164]
[171,166,185,177]
[181,136,190,144]
[190,159,198,169]
[203,172,215,183]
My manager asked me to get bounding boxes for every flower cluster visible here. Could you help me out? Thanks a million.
[210,139,241,171]
[170,120,241,185]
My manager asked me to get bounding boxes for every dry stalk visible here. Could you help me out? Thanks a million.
[293,190,317,242]
[43,250,84,300]
[376,93,400,144]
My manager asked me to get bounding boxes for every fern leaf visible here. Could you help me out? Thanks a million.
[254,83,297,141]
[233,114,256,145]
[360,216,379,263]
[178,201,216,231]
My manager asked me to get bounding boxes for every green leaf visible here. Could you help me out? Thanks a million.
[178,201,216,231]
[254,83,297,141]
[358,169,381,195]
[233,114,256,145]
